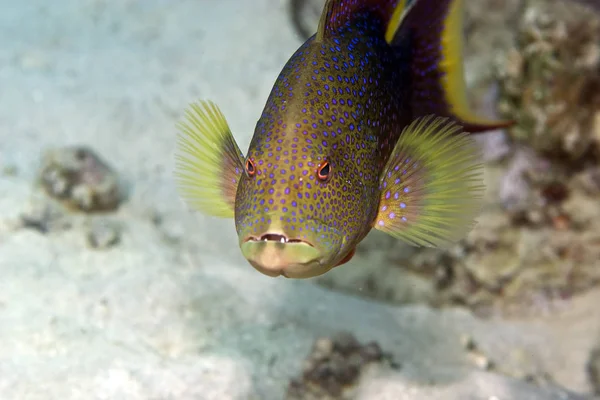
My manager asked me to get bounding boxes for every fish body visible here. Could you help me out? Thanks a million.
[174,0,513,278]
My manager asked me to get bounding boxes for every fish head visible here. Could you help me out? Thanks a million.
[233,122,374,279]
[233,160,344,278]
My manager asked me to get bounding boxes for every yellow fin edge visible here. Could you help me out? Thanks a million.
[440,0,509,128]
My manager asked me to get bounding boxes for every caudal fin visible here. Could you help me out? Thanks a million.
[389,0,514,133]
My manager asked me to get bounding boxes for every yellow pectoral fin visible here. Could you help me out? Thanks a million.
[174,100,245,218]
[374,115,485,247]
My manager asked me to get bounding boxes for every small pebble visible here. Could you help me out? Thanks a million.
[461,335,496,371]
[469,352,495,371]
[20,202,70,234]
[87,219,121,249]
[461,335,477,351]
[332,332,360,354]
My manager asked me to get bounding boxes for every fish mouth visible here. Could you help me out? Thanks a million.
[240,233,321,278]
[243,233,314,247]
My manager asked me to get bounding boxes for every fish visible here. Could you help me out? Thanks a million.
[173,0,514,279]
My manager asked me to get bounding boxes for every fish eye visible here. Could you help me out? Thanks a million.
[316,160,331,181]
[245,158,256,177]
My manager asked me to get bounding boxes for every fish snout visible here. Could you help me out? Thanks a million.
[240,231,323,278]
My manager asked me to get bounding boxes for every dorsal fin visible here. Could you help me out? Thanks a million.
[389,0,515,132]
[314,0,514,133]
[315,0,336,41]
[315,0,401,42]
[384,0,416,43]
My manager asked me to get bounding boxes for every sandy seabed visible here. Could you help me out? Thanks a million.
[1,0,599,399]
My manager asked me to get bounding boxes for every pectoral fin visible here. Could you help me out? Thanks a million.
[174,100,245,218]
[373,115,485,247]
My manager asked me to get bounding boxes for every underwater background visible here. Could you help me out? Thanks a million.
[1,0,600,398]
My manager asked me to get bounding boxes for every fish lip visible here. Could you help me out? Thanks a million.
[243,233,315,247]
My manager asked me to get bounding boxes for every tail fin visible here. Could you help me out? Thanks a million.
[388,0,515,133]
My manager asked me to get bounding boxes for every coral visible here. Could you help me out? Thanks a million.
[496,0,600,163]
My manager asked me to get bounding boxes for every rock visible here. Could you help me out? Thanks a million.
[286,332,397,399]
[38,146,122,213]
